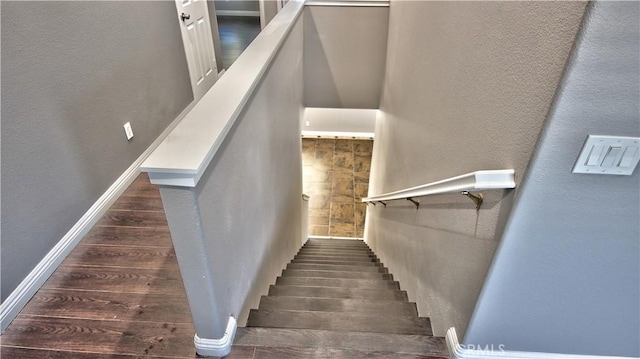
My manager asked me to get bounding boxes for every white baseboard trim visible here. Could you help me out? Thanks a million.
[216,10,260,17]
[194,316,237,357]
[446,327,634,359]
[0,101,196,333]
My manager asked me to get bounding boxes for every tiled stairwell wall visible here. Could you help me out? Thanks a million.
[302,138,373,238]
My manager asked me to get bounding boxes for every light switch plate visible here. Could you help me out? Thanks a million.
[123,122,134,141]
[573,135,640,175]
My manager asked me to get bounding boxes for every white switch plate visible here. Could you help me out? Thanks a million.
[573,135,640,175]
[123,122,134,141]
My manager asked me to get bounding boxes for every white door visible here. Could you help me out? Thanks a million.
[175,0,218,102]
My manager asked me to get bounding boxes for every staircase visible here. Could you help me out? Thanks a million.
[233,238,449,358]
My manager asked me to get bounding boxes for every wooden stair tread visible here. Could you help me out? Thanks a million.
[291,259,383,266]
[303,242,370,248]
[234,327,448,357]
[268,285,408,301]
[232,344,448,358]
[282,269,393,280]
[301,245,372,251]
[298,249,374,255]
[293,254,375,260]
[275,276,400,289]
[294,254,379,262]
[247,309,432,335]
[287,263,388,273]
[257,296,417,315]
[306,239,366,245]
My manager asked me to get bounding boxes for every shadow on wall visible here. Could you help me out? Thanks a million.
[303,10,340,107]
[370,190,516,242]
[303,5,388,109]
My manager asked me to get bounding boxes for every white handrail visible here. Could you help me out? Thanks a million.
[141,0,305,187]
[362,170,516,203]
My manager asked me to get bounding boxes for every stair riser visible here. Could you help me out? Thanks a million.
[303,245,371,251]
[282,270,393,280]
[296,252,377,259]
[287,263,388,273]
[304,242,369,247]
[275,276,400,290]
[268,285,408,301]
[294,255,379,263]
[299,248,374,254]
[292,259,383,267]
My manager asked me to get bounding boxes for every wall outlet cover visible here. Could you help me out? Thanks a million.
[123,122,134,141]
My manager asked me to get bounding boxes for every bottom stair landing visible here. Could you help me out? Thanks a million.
[231,238,449,358]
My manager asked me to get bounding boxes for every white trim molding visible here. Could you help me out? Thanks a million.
[446,327,635,359]
[194,316,237,357]
[0,101,195,333]
[305,1,389,7]
[362,170,516,203]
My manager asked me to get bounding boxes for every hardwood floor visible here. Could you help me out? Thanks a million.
[0,174,201,358]
[217,16,261,70]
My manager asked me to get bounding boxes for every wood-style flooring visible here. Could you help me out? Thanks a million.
[217,16,261,70]
[2,174,251,358]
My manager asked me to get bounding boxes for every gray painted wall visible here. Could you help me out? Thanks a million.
[304,6,388,109]
[365,0,587,337]
[1,2,193,302]
[263,0,279,28]
[158,19,304,339]
[465,2,640,356]
[214,0,260,13]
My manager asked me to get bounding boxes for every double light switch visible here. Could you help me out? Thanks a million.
[573,135,640,175]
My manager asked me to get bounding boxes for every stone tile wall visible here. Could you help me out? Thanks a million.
[302,138,373,238]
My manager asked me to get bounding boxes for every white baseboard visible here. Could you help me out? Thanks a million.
[194,316,237,357]
[446,327,634,359]
[0,101,196,333]
[216,10,260,17]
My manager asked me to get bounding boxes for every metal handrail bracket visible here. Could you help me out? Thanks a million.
[362,170,515,209]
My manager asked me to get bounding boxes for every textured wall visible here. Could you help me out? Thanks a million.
[1,1,192,302]
[465,2,640,356]
[304,6,388,108]
[159,19,304,338]
[365,0,587,336]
